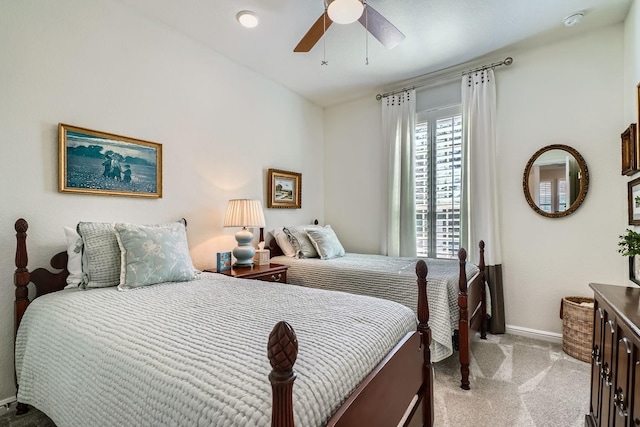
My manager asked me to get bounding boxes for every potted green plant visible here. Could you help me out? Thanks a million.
[618,229,640,257]
[619,229,640,285]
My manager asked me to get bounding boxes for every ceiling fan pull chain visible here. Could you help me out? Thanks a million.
[364,2,369,65]
[322,6,328,66]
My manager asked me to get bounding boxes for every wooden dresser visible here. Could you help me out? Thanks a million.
[587,283,640,427]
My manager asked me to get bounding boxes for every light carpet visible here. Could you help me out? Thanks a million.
[0,334,590,427]
[433,333,590,427]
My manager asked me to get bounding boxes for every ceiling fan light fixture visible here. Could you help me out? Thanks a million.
[236,10,259,28]
[327,0,364,25]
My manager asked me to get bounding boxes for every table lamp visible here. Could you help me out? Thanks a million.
[223,199,266,268]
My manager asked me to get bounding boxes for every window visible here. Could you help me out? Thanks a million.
[557,179,567,211]
[539,181,552,212]
[415,106,462,259]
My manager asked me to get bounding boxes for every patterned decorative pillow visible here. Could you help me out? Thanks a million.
[115,219,198,290]
[283,226,320,258]
[271,227,297,257]
[305,226,346,260]
[63,226,84,289]
[77,222,120,289]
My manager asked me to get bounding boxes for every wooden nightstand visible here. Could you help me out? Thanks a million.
[206,263,288,283]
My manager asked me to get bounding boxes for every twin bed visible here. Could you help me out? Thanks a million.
[268,232,488,390]
[12,219,435,427]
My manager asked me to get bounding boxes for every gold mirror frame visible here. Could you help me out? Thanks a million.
[522,144,589,218]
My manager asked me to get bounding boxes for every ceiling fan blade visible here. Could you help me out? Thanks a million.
[294,12,333,52]
[358,5,405,49]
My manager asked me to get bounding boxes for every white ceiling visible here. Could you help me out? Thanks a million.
[115,0,631,108]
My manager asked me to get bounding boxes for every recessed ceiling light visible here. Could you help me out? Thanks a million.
[563,12,584,27]
[237,10,259,28]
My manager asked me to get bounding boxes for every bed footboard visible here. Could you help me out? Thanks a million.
[457,241,488,390]
[268,260,433,427]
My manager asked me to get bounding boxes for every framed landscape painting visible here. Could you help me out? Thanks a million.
[267,168,301,208]
[58,123,162,198]
[628,176,640,225]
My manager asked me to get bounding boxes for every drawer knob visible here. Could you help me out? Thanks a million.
[601,364,611,387]
[614,388,628,418]
[592,346,601,366]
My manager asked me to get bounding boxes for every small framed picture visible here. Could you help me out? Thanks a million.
[628,176,640,225]
[216,252,232,272]
[621,123,638,176]
[267,168,302,209]
[637,82,640,146]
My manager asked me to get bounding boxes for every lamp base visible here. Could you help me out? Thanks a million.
[232,228,256,268]
[233,263,254,268]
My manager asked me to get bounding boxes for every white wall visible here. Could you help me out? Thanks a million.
[497,25,625,334]
[625,0,640,124]
[0,1,324,402]
[324,96,385,253]
[325,24,627,336]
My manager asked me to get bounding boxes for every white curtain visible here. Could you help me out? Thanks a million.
[382,89,417,257]
[460,69,505,333]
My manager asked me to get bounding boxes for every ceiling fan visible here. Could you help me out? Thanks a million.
[294,0,405,53]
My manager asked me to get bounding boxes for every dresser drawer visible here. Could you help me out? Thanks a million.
[254,270,287,283]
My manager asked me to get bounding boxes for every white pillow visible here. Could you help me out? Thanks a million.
[272,227,297,257]
[64,226,84,289]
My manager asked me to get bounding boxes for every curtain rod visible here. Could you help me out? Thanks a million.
[375,56,513,100]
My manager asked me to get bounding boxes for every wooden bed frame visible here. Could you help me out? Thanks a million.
[268,237,488,390]
[13,218,434,427]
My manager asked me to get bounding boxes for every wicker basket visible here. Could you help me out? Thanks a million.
[560,296,594,362]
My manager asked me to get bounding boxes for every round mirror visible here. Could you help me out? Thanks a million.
[522,144,589,218]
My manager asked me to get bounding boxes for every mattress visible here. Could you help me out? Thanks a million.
[15,272,417,427]
[271,253,480,362]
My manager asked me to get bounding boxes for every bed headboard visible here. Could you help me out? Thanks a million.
[14,218,69,339]
[267,237,284,257]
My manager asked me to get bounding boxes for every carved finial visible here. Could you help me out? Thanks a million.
[268,321,298,378]
[15,218,28,233]
[458,248,467,263]
[479,240,485,251]
[415,259,428,279]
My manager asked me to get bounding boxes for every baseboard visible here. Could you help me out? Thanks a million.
[505,324,563,344]
[0,396,17,412]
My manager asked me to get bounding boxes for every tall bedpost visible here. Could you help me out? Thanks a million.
[415,259,433,427]
[14,219,30,341]
[268,321,298,427]
[458,248,470,390]
[14,218,30,415]
[479,240,487,340]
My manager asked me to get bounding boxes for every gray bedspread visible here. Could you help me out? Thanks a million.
[271,254,479,362]
[15,272,417,427]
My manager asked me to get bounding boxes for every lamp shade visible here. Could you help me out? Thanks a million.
[224,199,266,228]
[327,0,364,24]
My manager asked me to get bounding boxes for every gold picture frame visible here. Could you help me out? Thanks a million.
[628,176,640,225]
[267,168,301,209]
[637,82,640,149]
[622,123,638,176]
[58,123,162,198]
